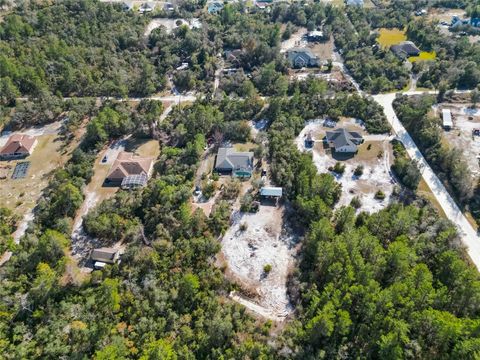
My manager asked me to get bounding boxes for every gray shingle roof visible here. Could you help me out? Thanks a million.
[215,147,253,171]
[391,41,420,58]
[326,128,363,150]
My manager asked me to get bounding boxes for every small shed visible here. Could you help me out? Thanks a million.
[260,187,283,198]
[442,109,453,130]
[91,247,120,269]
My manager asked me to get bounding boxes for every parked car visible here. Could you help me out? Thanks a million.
[101,156,108,163]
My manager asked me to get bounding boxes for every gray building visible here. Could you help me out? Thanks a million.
[391,41,420,59]
[286,48,320,68]
[325,128,363,153]
[215,147,254,177]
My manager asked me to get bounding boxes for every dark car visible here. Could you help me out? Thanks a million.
[102,156,108,163]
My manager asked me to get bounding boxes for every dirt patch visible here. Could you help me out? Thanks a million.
[427,8,466,23]
[309,37,335,60]
[296,120,396,213]
[220,205,297,321]
[280,27,308,53]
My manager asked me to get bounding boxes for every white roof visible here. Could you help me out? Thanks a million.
[260,187,283,197]
[442,109,453,127]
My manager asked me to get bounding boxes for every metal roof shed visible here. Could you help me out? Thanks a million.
[260,187,283,197]
[442,109,453,129]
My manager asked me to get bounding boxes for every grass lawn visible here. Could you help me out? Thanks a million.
[417,178,446,218]
[356,141,385,162]
[330,0,345,8]
[377,28,406,48]
[234,142,257,152]
[409,51,437,62]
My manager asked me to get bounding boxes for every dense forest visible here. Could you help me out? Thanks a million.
[2,0,480,358]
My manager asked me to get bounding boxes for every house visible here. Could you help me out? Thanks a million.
[91,247,120,269]
[121,1,133,11]
[415,9,427,16]
[215,147,254,177]
[139,2,155,13]
[286,48,320,68]
[0,134,37,159]
[325,128,363,153]
[164,2,175,12]
[451,16,469,29]
[390,41,420,59]
[305,132,314,148]
[346,0,363,6]
[260,187,282,198]
[225,49,244,66]
[451,16,480,29]
[255,1,272,10]
[442,109,453,130]
[207,1,223,14]
[105,151,154,188]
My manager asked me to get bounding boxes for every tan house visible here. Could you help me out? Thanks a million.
[0,134,37,159]
[105,151,154,188]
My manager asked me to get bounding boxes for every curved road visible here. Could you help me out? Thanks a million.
[373,92,480,271]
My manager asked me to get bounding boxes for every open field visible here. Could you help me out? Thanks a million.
[377,28,406,48]
[219,204,296,321]
[296,119,396,213]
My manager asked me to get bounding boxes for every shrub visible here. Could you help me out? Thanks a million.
[240,222,248,231]
[354,165,364,177]
[350,196,362,209]
[375,190,386,200]
[332,162,346,174]
[263,264,272,273]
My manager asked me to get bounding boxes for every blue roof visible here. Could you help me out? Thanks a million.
[207,2,223,13]
[346,0,363,6]
[260,187,283,197]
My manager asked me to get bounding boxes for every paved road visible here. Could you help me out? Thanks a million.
[17,94,198,103]
[374,92,480,271]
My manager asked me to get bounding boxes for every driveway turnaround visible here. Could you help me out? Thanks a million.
[374,92,480,271]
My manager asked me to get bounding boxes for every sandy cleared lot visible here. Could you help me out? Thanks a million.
[440,104,480,179]
[144,18,201,36]
[280,28,308,53]
[296,119,395,213]
[220,205,296,321]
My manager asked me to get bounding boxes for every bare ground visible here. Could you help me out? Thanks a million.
[296,120,396,213]
[219,205,297,321]
[440,104,480,179]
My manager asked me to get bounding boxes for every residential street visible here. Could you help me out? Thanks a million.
[373,92,480,271]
